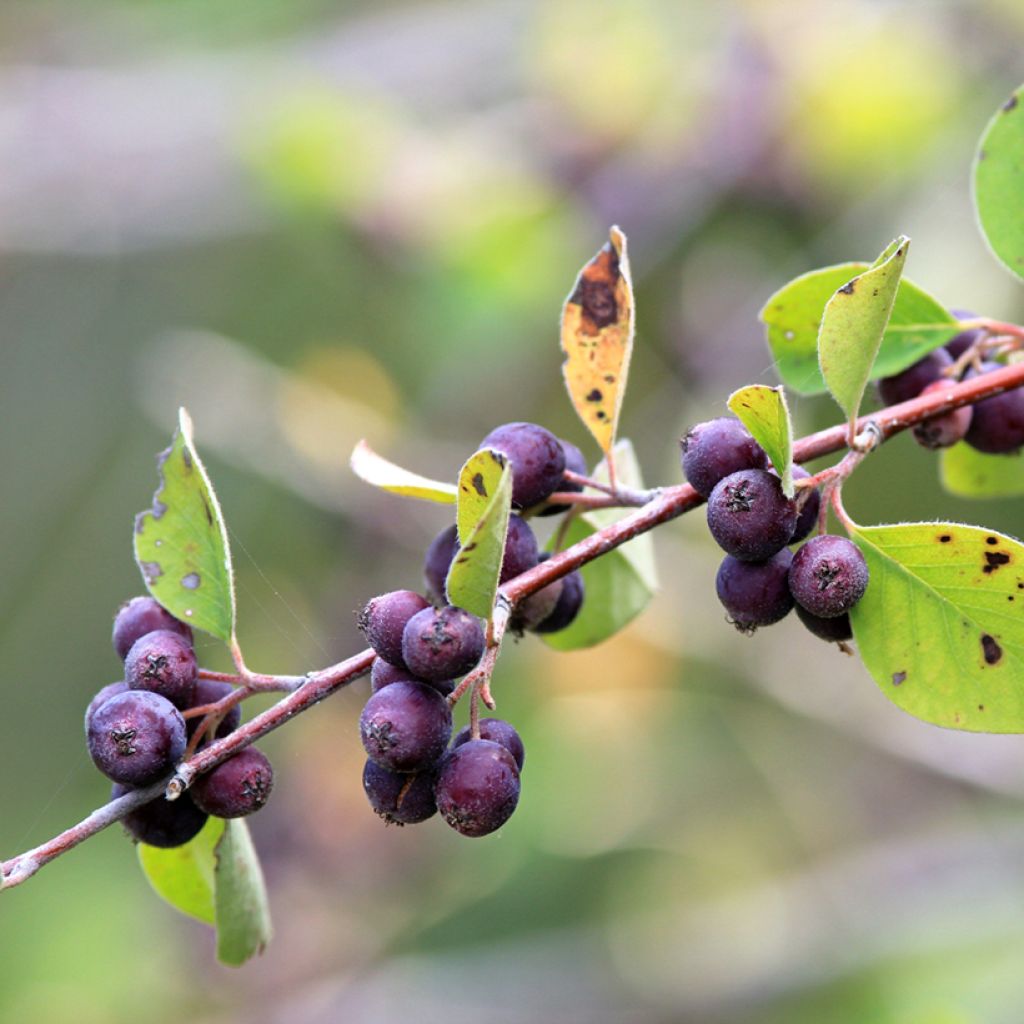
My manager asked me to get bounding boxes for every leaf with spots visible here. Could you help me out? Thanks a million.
[818,236,910,423]
[214,818,273,966]
[760,264,955,396]
[138,816,225,926]
[850,522,1024,733]
[974,84,1024,281]
[445,448,512,620]
[350,439,457,504]
[542,439,657,651]
[134,408,236,645]
[727,384,794,496]
[561,226,635,461]
[939,442,1024,499]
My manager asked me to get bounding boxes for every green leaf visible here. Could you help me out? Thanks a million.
[542,439,657,651]
[760,264,955,395]
[445,448,513,619]
[727,384,794,496]
[133,408,236,645]
[940,442,1024,499]
[818,236,910,421]
[850,522,1024,733]
[974,85,1024,281]
[350,439,457,504]
[214,818,273,966]
[137,816,226,925]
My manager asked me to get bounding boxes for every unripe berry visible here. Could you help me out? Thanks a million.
[359,681,453,772]
[401,606,485,682]
[706,469,797,562]
[964,362,1024,454]
[357,590,431,668]
[191,747,274,818]
[362,760,437,825]
[715,549,794,632]
[479,422,566,509]
[789,535,869,619]
[112,595,193,661]
[680,417,768,498]
[877,348,952,406]
[124,630,197,709]
[912,380,973,449]
[451,718,525,771]
[112,784,208,849]
[434,739,521,838]
[88,690,186,786]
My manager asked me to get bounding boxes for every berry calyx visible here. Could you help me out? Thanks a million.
[124,630,198,709]
[87,690,186,786]
[401,605,485,682]
[789,535,869,619]
[191,747,274,818]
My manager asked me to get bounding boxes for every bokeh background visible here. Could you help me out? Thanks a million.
[4,1,1024,1021]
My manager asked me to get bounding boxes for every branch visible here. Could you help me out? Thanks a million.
[5,360,1024,890]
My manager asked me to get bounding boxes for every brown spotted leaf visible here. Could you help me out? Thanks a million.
[850,522,1024,732]
[560,226,635,458]
[134,408,236,645]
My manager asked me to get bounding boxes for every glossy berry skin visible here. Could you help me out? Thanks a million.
[532,554,586,634]
[424,524,459,604]
[681,418,768,498]
[451,718,525,771]
[124,630,197,709]
[479,422,566,510]
[715,549,794,632]
[362,760,437,825]
[186,679,242,742]
[538,439,588,516]
[113,596,193,661]
[435,739,521,838]
[964,362,1024,454]
[789,466,820,545]
[706,469,797,562]
[789,535,869,619]
[191,747,274,819]
[877,348,952,407]
[370,658,454,697]
[946,309,982,360]
[360,681,453,772]
[912,380,973,450]
[84,681,129,732]
[112,784,208,848]
[88,690,186,786]
[796,605,853,643]
[402,606,485,682]
[358,590,431,668]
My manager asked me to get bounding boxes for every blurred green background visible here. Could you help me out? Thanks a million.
[4,1,1024,1021]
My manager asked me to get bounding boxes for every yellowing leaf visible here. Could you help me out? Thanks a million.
[350,439,457,504]
[940,443,1024,499]
[214,818,273,966]
[727,385,794,496]
[561,226,635,457]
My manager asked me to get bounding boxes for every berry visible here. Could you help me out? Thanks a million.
[434,739,521,838]
[680,418,768,498]
[401,605,485,682]
[796,605,853,643]
[789,535,869,618]
[357,590,430,668]
[789,466,820,545]
[479,422,566,510]
[946,309,982,360]
[877,348,952,406]
[362,760,437,825]
[964,362,1024,454]
[912,380,973,449]
[186,679,242,742]
[191,747,274,818]
[359,681,453,772]
[706,469,797,562]
[84,681,129,732]
[87,690,186,786]
[538,439,588,516]
[451,718,525,771]
[112,595,193,661]
[715,549,794,632]
[424,524,459,604]
[124,630,197,709]
[371,658,454,697]
[532,554,586,634]
[510,577,563,632]
[112,784,209,848]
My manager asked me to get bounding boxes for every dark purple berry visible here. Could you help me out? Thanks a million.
[112,784,208,848]
[715,549,794,632]
[912,380,973,450]
[479,422,566,509]
[532,554,585,634]
[789,466,820,545]
[789,535,869,618]
[538,439,588,516]
[877,348,952,406]
[359,681,453,772]
[112,595,193,661]
[510,578,563,632]
[424,524,459,604]
[946,309,982,360]
[84,681,129,732]
[401,606,485,682]
[362,760,437,825]
[370,658,455,697]
[191,747,274,818]
[435,739,521,838]
[186,679,242,742]
[88,690,186,786]
[357,590,430,668]
[498,515,540,582]
[795,605,853,643]
[124,630,197,709]
[706,469,797,562]
[451,718,525,771]
[680,418,768,498]
[964,362,1024,454]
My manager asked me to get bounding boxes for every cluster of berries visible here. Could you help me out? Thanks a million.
[84,596,273,848]
[356,422,588,836]
[681,420,868,641]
